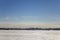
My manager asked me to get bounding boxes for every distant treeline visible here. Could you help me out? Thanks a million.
[0,28,60,30]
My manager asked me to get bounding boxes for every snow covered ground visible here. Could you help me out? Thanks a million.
[0,30,60,40]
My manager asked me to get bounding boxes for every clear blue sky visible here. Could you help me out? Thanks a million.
[0,0,60,23]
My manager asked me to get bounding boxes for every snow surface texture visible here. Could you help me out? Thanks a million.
[0,30,60,40]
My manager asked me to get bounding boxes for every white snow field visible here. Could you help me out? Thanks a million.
[0,30,60,40]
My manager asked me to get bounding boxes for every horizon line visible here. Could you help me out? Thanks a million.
[0,28,60,30]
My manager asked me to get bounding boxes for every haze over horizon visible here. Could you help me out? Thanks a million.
[0,0,60,28]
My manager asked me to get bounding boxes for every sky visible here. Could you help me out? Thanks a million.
[0,0,60,28]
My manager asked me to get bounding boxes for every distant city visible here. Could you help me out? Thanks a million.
[0,27,60,30]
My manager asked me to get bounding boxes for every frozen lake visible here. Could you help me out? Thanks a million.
[0,30,60,40]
